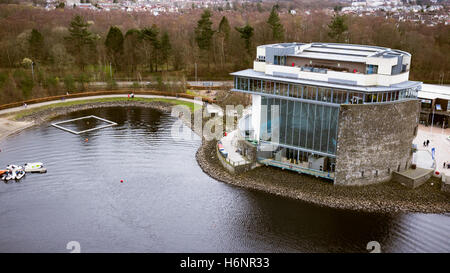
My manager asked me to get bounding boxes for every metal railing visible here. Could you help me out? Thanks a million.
[0,90,216,111]
[258,157,335,180]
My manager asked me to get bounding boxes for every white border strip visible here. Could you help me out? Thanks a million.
[51,115,117,135]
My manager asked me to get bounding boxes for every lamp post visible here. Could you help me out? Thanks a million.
[430,109,434,134]
[31,61,35,81]
[195,62,197,83]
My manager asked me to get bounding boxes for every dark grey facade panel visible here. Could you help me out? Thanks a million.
[391,55,403,75]
[273,71,299,79]
[265,46,296,64]
[328,78,358,86]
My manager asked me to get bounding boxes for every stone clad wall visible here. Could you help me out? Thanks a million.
[335,100,420,186]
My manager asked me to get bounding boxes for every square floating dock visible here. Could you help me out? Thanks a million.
[51,115,117,135]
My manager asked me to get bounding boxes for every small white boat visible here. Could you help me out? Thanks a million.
[15,169,25,180]
[1,170,11,181]
[24,162,44,173]
[2,162,45,181]
[4,165,25,181]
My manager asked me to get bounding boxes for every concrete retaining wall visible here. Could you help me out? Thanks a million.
[335,99,421,186]
[392,170,433,189]
[216,145,255,174]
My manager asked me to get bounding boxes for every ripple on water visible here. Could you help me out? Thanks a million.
[0,106,449,253]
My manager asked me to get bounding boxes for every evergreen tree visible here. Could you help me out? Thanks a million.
[160,30,172,71]
[257,2,263,13]
[195,9,215,69]
[28,29,44,63]
[141,25,160,72]
[217,16,230,67]
[105,26,124,69]
[267,5,284,41]
[124,29,142,74]
[328,14,348,42]
[64,15,96,70]
[235,23,254,58]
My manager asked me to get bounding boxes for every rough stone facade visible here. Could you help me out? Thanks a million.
[335,99,420,186]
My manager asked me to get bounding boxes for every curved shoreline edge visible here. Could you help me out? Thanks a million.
[196,140,450,214]
[1,98,449,214]
[0,98,196,142]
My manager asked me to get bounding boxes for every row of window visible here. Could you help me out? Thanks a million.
[234,76,419,104]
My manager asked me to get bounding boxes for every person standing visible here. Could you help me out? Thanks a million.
[426,139,430,147]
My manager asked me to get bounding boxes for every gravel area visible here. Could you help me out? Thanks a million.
[196,140,450,214]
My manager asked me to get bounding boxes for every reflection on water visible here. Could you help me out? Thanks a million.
[0,107,449,253]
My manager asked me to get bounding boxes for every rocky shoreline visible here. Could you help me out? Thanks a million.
[2,100,449,213]
[196,140,450,214]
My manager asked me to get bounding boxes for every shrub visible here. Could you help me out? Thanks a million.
[63,74,76,92]
[13,69,34,99]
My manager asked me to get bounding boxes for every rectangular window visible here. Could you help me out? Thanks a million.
[306,86,315,100]
[313,104,322,152]
[366,64,379,74]
[325,88,332,103]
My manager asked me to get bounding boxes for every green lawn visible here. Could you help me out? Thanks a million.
[11,97,198,120]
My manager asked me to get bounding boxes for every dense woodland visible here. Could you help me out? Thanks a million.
[0,3,449,103]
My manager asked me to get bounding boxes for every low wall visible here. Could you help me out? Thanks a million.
[216,145,254,174]
[0,90,216,111]
[392,170,433,189]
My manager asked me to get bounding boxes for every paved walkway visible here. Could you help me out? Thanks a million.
[0,94,204,116]
[0,94,204,142]
[220,130,249,165]
[413,124,450,176]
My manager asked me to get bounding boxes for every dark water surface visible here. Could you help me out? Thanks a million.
[0,107,449,253]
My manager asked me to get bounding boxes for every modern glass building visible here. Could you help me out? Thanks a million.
[231,43,421,185]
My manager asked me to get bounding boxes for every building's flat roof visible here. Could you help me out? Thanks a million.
[231,69,421,92]
[418,84,450,100]
[261,42,409,64]
[289,52,369,63]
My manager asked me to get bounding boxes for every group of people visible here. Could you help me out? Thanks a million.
[423,139,431,147]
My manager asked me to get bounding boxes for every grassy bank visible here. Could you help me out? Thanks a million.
[10,97,197,120]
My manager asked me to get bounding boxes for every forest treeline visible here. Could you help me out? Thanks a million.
[0,4,449,103]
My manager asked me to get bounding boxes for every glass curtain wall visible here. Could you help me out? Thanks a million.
[260,96,339,155]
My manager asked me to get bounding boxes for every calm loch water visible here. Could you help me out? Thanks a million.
[0,107,449,253]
